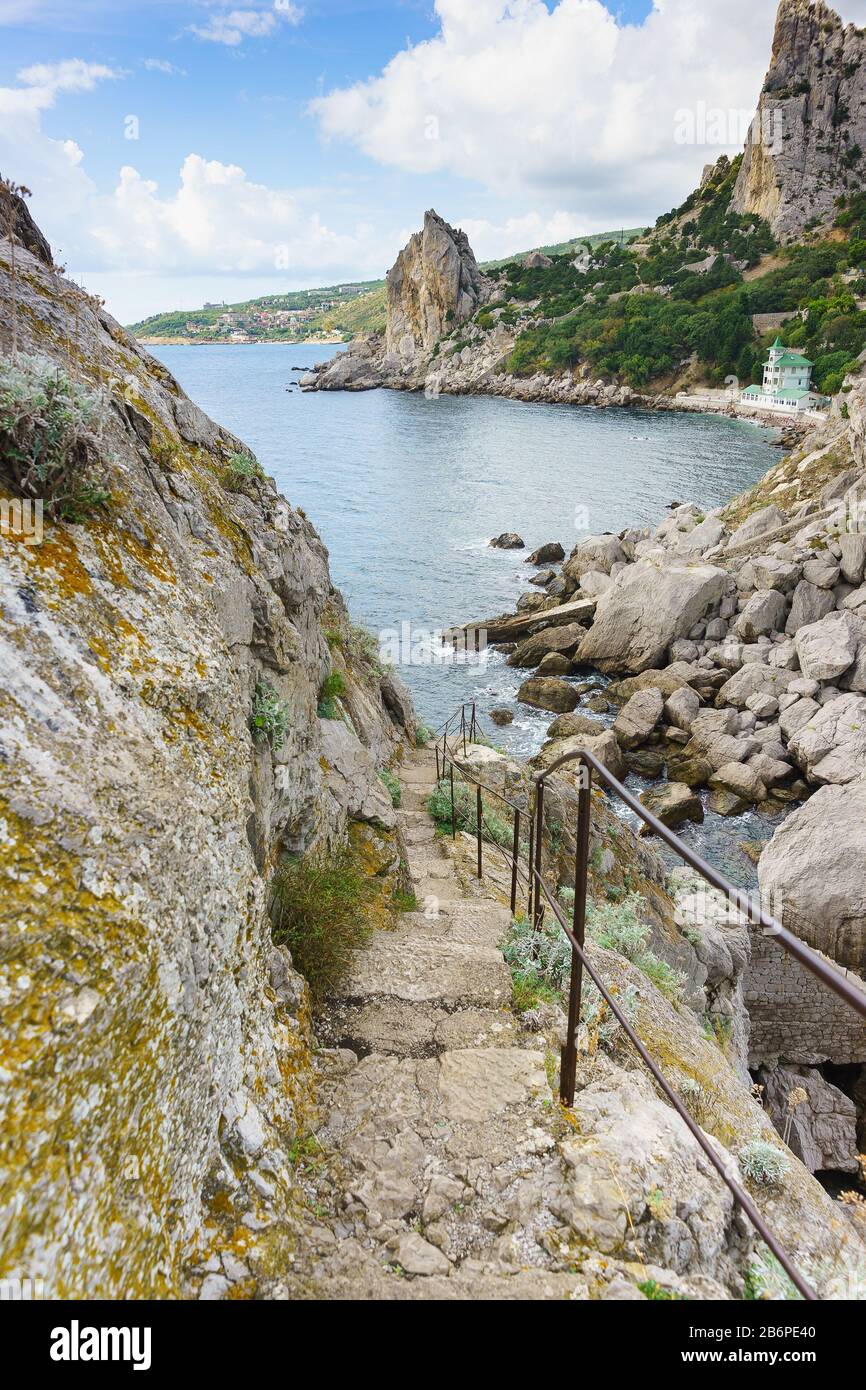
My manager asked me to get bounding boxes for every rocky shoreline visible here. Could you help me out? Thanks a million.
[447,384,866,990]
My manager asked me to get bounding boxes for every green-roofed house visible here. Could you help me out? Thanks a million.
[740,337,830,415]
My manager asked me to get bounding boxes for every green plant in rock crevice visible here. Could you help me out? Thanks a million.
[222,450,265,490]
[379,767,401,808]
[317,670,346,719]
[0,353,112,520]
[250,680,290,750]
[738,1138,790,1187]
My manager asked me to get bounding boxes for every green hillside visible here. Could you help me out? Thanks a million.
[497,159,866,394]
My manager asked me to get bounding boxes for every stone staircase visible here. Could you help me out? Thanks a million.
[280,747,585,1299]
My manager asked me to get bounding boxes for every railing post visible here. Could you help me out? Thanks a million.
[435,740,441,783]
[476,785,483,879]
[510,809,520,916]
[561,759,591,1107]
[532,780,545,932]
[449,764,456,840]
[526,814,535,920]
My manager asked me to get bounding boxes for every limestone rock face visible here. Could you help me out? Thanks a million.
[0,216,411,1295]
[758,1065,859,1175]
[731,1,866,241]
[385,210,489,364]
[759,779,866,972]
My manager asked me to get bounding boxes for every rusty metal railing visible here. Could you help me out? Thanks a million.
[431,702,866,1302]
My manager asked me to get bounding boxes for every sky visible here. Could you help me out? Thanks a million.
[2,0,866,323]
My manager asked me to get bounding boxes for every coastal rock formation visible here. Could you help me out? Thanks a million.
[0,205,412,1296]
[731,0,866,241]
[386,210,489,364]
[308,210,492,391]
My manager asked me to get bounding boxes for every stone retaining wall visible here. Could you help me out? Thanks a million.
[746,929,866,1067]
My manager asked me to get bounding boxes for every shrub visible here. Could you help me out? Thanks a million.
[222,450,264,490]
[379,767,401,808]
[739,1138,790,1187]
[587,894,686,1004]
[426,776,514,847]
[317,670,346,719]
[271,846,372,1004]
[250,680,290,750]
[415,724,433,748]
[0,354,111,519]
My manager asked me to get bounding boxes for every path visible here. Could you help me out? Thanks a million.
[281,746,584,1300]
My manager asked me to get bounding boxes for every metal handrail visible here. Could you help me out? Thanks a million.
[430,702,866,1303]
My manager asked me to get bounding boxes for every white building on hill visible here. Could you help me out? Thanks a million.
[740,337,829,414]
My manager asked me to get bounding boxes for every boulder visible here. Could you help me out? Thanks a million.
[664,686,701,732]
[717,663,795,709]
[577,560,734,674]
[547,712,604,740]
[709,762,767,805]
[794,611,860,682]
[759,778,866,973]
[666,746,714,788]
[579,569,614,598]
[490,533,525,550]
[489,707,514,727]
[563,534,626,580]
[458,597,596,646]
[802,556,841,590]
[535,728,626,783]
[728,505,787,549]
[778,696,821,742]
[786,692,866,784]
[752,554,801,592]
[757,1066,859,1176]
[517,677,580,713]
[699,732,760,772]
[747,753,793,789]
[613,688,664,749]
[638,782,704,834]
[526,541,565,566]
[840,532,866,586]
[736,589,788,640]
[536,652,572,676]
[786,580,836,636]
[507,622,587,668]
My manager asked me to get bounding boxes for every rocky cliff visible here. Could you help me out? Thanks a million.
[385,210,489,363]
[0,202,415,1297]
[731,0,866,241]
[307,210,493,392]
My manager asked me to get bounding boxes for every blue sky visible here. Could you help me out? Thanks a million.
[1,0,862,322]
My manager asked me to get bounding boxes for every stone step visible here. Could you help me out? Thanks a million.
[340,934,512,1010]
[400,901,512,950]
[321,998,518,1058]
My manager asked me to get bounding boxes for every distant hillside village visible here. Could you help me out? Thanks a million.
[131,280,385,344]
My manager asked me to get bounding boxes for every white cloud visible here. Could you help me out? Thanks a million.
[88,154,381,277]
[0,58,122,116]
[143,58,187,76]
[190,1,302,47]
[0,59,390,319]
[309,0,791,223]
[459,210,597,261]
